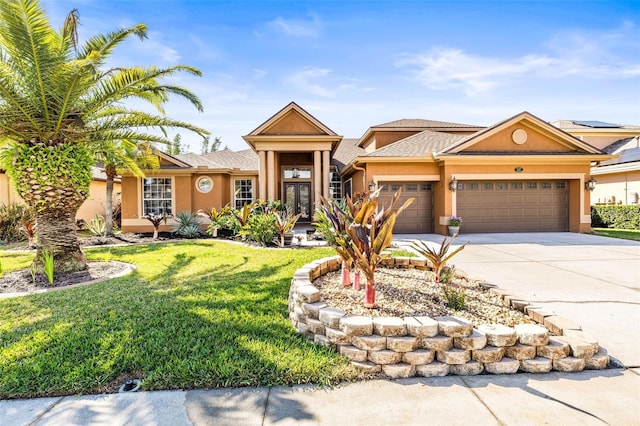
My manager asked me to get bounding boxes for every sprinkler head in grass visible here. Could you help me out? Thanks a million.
[118,378,142,393]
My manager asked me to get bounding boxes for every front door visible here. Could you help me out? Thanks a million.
[284,182,311,222]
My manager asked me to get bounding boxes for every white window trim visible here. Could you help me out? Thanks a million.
[139,176,175,217]
[233,177,255,209]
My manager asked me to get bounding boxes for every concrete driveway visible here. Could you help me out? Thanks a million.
[394,232,640,368]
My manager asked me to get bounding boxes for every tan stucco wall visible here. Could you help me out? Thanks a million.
[367,162,439,176]
[76,180,121,223]
[0,172,21,206]
[191,174,232,212]
[264,110,324,134]
[375,131,421,150]
[466,124,574,152]
[591,171,640,205]
[121,172,254,233]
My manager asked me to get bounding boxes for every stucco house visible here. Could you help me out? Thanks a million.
[552,120,640,206]
[120,102,614,235]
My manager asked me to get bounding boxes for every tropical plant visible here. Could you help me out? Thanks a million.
[411,235,468,283]
[42,250,54,284]
[341,189,413,307]
[199,205,232,237]
[88,215,107,237]
[0,203,32,243]
[274,209,301,247]
[0,0,207,272]
[143,213,167,240]
[172,211,202,238]
[242,213,277,246]
[316,197,356,286]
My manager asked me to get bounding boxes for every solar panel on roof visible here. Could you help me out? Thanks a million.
[572,120,621,128]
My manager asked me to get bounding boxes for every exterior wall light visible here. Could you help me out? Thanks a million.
[369,180,376,192]
[449,176,458,192]
[585,177,597,191]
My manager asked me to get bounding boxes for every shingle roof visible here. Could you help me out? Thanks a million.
[364,130,467,157]
[176,148,259,171]
[371,118,482,129]
[598,137,640,166]
[552,120,640,130]
[332,138,365,168]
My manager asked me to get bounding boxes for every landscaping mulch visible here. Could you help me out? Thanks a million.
[313,267,535,327]
[0,261,132,294]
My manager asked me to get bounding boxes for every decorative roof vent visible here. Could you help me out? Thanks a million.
[512,129,528,145]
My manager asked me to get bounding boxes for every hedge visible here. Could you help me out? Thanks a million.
[591,205,640,229]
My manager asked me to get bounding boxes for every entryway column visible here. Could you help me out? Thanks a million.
[322,150,330,199]
[267,150,275,200]
[313,150,321,205]
[258,150,266,200]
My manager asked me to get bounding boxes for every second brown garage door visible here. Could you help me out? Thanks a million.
[456,180,568,232]
[379,182,433,233]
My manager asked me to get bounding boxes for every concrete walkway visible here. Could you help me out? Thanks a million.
[2,232,640,425]
[2,369,639,425]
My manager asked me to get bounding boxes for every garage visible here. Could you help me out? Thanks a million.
[379,181,433,233]
[456,180,569,232]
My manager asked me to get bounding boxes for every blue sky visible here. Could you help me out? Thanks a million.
[42,0,640,152]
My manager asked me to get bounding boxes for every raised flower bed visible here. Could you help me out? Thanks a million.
[289,256,610,378]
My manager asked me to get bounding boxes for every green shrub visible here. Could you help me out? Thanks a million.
[591,205,640,230]
[172,211,202,238]
[443,285,466,310]
[243,213,277,245]
[0,203,33,243]
[217,212,241,235]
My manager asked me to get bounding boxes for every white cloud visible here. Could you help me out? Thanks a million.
[397,24,640,97]
[264,14,321,38]
[287,67,357,98]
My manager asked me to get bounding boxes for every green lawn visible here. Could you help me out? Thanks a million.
[591,228,640,241]
[0,241,361,399]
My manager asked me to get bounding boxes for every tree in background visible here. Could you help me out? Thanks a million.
[0,0,208,272]
[166,133,188,155]
[201,136,222,154]
[96,141,159,236]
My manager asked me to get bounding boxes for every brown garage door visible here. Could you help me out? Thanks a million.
[379,182,433,233]
[457,181,568,232]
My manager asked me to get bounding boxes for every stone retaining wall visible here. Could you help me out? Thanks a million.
[289,256,609,378]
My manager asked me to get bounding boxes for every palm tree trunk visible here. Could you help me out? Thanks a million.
[104,164,117,237]
[35,208,87,273]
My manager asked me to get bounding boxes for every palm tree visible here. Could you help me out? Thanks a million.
[96,140,159,236]
[0,0,208,272]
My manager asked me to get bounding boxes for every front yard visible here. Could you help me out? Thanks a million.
[0,241,360,399]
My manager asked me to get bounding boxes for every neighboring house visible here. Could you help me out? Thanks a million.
[552,120,640,205]
[121,102,613,235]
[1,167,121,223]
